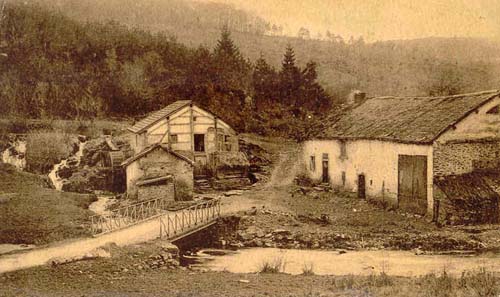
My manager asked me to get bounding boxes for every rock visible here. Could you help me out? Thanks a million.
[223,190,244,197]
[273,229,291,235]
[0,193,16,204]
[238,279,250,283]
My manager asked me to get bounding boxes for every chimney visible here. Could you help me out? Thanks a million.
[347,90,367,105]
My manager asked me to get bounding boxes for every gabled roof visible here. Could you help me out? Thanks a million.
[128,100,192,134]
[318,90,500,144]
[121,144,195,167]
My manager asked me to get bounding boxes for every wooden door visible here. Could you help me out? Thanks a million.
[358,174,366,199]
[398,155,427,215]
[322,160,329,183]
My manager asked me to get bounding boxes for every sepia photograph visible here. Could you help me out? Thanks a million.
[0,0,499,296]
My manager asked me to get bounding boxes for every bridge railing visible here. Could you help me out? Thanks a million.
[90,197,169,235]
[90,197,221,237]
[159,198,221,240]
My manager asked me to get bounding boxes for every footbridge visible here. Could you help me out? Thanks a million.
[90,197,221,241]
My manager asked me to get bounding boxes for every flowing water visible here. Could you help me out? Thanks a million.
[48,141,86,191]
[192,248,500,277]
[1,139,27,170]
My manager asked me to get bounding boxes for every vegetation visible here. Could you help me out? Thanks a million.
[0,163,96,244]
[4,2,499,140]
[0,3,331,140]
[259,256,287,273]
[25,131,77,174]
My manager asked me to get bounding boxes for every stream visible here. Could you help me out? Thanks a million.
[189,248,500,277]
[1,139,26,170]
[48,140,86,191]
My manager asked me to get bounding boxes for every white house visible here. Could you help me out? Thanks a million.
[302,90,500,220]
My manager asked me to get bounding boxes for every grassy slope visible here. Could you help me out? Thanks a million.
[0,163,96,244]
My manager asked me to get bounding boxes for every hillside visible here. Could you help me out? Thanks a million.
[29,0,500,97]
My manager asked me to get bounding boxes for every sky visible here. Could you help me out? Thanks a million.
[196,0,500,41]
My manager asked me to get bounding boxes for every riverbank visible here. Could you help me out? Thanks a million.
[217,184,500,252]
[0,241,498,297]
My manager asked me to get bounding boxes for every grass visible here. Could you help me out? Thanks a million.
[259,256,287,274]
[0,163,96,244]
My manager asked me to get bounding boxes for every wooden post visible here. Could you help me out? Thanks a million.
[190,104,194,153]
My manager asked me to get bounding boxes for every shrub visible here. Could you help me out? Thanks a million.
[25,131,76,174]
[460,268,498,297]
[302,262,315,276]
[421,269,454,297]
[259,256,286,274]
[175,179,193,201]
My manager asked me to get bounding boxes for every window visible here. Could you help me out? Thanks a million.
[341,171,346,186]
[310,155,316,171]
[487,105,500,114]
[194,134,205,152]
[322,153,329,160]
[169,134,178,143]
[340,141,348,160]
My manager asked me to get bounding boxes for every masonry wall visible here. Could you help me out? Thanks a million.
[138,183,175,202]
[302,139,434,214]
[126,148,194,200]
[433,141,500,176]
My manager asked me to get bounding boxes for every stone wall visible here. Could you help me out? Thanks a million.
[127,147,194,200]
[433,140,500,177]
[138,183,175,202]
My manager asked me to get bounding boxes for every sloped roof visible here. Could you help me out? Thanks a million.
[121,144,194,167]
[319,90,500,144]
[128,100,192,133]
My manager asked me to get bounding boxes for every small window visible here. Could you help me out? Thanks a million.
[322,153,329,160]
[310,155,316,172]
[170,134,178,143]
[340,141,348,160]
[487,105,499,114]
[341,171,346,186]
[194,134,205,152]
[193,116,197,121]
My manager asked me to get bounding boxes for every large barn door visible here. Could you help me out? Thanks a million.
[398,155,427,215]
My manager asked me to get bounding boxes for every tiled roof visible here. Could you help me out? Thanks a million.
[128,100,192,133]
[318,90,500,144]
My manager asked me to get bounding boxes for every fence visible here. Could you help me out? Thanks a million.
[159,198,221,240]
[90,197,221,237]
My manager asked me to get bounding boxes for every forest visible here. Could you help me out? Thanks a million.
[2,1,500,139]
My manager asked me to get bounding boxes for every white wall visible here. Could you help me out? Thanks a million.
[438,96,500,143]
[302,139,434,214]
[140,105,238,153]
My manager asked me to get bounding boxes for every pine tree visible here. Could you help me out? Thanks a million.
[252,54,278,109]
[279,45,302,106]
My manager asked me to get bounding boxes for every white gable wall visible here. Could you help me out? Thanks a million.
[302,139,434,214]
[134,104,238,157]
[437,95,500,143]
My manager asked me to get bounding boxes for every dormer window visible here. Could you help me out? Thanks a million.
[487,105,499,114]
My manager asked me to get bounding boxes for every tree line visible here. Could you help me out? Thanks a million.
[0,3,332,138]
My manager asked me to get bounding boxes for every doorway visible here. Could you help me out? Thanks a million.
[398,155,427,215]
[322,160,329,183]
[358,174,366,199]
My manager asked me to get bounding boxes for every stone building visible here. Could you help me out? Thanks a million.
[121,144,194,201]
[302,90,500,223]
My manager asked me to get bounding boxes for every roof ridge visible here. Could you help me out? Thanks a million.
[373,89,499,100]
